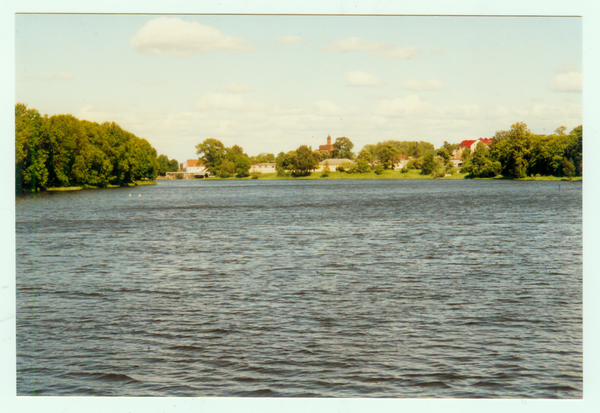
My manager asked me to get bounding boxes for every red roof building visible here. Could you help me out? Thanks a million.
[318,135,334,152]
[459,138,492,151]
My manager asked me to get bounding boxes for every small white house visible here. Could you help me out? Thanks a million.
[318,158,354,171]
[249,163,277,173]
[182,159,208,174]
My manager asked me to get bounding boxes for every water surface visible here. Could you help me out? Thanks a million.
[16,179,582,397]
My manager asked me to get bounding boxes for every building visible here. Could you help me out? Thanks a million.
[458,138,492,152]
[249,163,277,173]
[318,135,334,152]
[393,154,410,170]
[452,138,493,166]
[318,158,354,171]
[181,159,208,174]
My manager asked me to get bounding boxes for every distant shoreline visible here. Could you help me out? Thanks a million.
[156,171,581,182]
[44,181,157,192]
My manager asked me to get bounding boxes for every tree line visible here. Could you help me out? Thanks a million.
[197,123,582,179]
[15,103,177,193]
[460,123,582,178]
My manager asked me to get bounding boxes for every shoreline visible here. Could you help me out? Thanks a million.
[45,181,157,192]
[158,171,581,182]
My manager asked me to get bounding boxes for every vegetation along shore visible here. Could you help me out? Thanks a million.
[16,103,582,193]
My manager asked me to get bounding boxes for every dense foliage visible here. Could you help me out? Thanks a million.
[462,123,582,178]
[276,145,319,176]
[357,140,435,169]
[157,155,179,176]
[15,103,164,192]
[195,139,252,177]
[330,137,355,159]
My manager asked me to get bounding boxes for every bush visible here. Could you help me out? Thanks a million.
[344,162,358,173]
[356,159,370,173]
[336,165,345,172]
[250,171,261,179]
[374,163,385,175]
[175,173,184,180]
[562,158,575,178]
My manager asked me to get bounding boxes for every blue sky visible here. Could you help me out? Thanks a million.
[15,14,582,163]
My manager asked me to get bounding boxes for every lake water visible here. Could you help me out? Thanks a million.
[16,179,582,398]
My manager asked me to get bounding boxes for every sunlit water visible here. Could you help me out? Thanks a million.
[16,179,582,397]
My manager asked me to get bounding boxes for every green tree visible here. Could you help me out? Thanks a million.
[436,147,451,162]
[224,145,252,177]
[219,160,236,178]
[249,152,275,164]
[492,122,533,178]
[330,137,355,159]
[421,154,436,175]
[421,155,445,177]
[562,158,575,178]
[15,103,49,192]
[357,146,377,165]
[321,160,331,177]
[356,158,371,173]
[442,141,459,156]
[463,142,500,178]
[292,145,318,176]
[196,138,226,175]
[376,142,400,169]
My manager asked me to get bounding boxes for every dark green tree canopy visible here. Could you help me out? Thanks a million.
[15,103,159,192]
[196,138,226,174]
[330,137,355,159]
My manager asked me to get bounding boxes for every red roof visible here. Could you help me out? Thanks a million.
[459,140,477,148]
[479,138,492,145]
[186,159,203,167]
[398,154,408,159]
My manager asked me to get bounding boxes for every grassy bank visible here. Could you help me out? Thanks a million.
[46,181,156,191]
[166,171,580,181]
[214,169,468,180]
[514,176,582,181]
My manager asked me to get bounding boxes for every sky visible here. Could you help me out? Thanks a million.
[15,14,582,164]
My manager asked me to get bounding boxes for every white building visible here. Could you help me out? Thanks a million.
[249,163,277,173]
[318,158,354,171]
[182,159,208,174]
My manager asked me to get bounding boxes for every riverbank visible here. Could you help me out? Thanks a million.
[170,169,580,181]
[46,180,156,191]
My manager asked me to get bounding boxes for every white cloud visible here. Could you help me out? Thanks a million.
[346,71,381,87]
[374,95,435,118]
[520,102,582,120]
[277,35,310,44]
[313,100,343,116]
[373,94,480,120]
[324,37,419,59]
[431,48,445,56]
[401,79,444,91]
[130,17,253,57]
[194,93,267,112]
[372,47,420,59]
[324,36,387,52]
[225,81,253,93]
[486,105,512,119]
[546,71,582,93]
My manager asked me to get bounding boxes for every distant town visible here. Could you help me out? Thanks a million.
[15,103,582,193]
[169,123,582,181]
